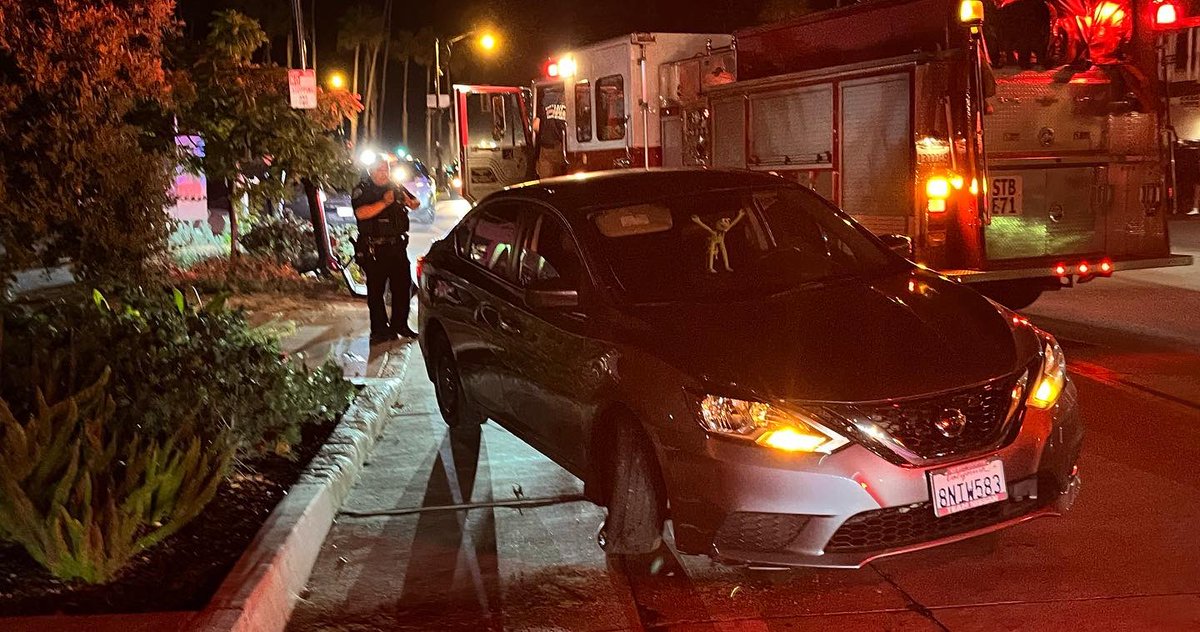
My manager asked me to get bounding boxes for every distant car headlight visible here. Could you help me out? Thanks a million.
[1029,334,1067,409]
[695,396,849,454]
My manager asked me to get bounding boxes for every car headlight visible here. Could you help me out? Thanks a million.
[695,396,849,454]
[1029,334,1066,409]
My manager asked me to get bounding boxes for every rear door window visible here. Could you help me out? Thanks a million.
[466,204,521,282]
[518,210,585,291]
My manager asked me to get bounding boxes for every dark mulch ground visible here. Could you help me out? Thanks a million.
[0,416,342,617]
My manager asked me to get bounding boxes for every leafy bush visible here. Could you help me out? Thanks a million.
[167,255,341,296]
[168,220,231,269]
[330,223,365,285]
[0,370,232,584]
[242,214,319,272]
[1,289,355,457]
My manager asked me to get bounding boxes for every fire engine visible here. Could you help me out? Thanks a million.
[450,0,1192,307]
[659,0,1193,307]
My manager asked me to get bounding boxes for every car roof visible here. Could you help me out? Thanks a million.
[486,169,794,214]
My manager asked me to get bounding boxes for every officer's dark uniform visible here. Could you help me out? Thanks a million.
[351,176,415,341]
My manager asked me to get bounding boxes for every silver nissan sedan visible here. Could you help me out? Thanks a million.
[418,169,1083,568]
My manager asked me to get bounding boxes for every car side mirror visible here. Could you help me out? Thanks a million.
[879,233,914,258]
[526,287,579,310]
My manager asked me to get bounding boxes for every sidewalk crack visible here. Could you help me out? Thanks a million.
[870,564,951,631]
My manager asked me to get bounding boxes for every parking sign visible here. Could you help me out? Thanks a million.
[288,69,317,109]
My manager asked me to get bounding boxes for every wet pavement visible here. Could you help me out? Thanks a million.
[285,218,1200,631]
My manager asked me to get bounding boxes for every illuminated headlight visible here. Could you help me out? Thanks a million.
[695,396,849,454]
[1029,334,1067,409]
[391,166,410,182]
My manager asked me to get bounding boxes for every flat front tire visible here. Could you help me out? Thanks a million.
[603,422,666,555]
[433,345,484,429]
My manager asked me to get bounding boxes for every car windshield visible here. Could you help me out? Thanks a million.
[587,186,903,303]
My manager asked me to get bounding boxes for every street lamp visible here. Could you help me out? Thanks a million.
[327,71,347,90]
[432,29,500,188]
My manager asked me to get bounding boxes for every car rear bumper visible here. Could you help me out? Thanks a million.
[660,382,1083,568]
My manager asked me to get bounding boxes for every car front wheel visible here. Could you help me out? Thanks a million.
[602,422,666,555]
[433,345,484,429]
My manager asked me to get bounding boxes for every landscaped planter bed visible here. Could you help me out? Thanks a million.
[0,415,342,617]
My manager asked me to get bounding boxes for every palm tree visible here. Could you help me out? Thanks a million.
[392,30,421,147]
[337,4,382,146]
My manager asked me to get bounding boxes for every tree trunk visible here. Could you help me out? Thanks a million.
[402,58,410,146]
[286,31,293,68]
[378,0,393,143]
[363,44,380,142]
[350,45,361,147]
[425,63,433,166]
[302,177,334,273]
[229,180,242,261]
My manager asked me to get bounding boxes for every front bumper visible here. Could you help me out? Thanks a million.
[659,382,1083,569]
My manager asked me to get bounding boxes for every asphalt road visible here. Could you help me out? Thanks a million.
[287,217,1200,632]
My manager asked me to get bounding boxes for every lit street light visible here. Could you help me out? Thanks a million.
[480,33,497,51]
[327,71,347,90]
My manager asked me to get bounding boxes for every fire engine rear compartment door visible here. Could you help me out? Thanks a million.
[460,88,530,201]
[984,165,1105,261]
[839,74,912,236]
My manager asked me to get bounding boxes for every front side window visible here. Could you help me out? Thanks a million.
[466,204,520,281]
[596,75,626,141]
[519,211,585,290]
[588,186,902,303]
[575,82,593,142]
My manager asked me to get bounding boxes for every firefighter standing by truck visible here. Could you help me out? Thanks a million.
[534,90,569,178]
[353,158,420,345]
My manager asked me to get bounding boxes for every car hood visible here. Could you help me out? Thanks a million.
[619,270,1041,402]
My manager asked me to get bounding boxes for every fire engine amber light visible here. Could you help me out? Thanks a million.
[959,0,985,23]
[926,176,951,199]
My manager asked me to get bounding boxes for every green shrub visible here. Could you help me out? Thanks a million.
[0,370,233,584]
[1,289,355,457]
[167,255,342,296]
[167,220,230,269]
[242,214,319,272]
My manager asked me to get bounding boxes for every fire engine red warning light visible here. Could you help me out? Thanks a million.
[1054,264,1068,276]
[1156,1,1179,26]
[1078,262,1091,274]
[545,60,560,77]
[1100,260,1113,273]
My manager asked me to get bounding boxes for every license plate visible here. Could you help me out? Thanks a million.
[928,458,1008,518]
[990,176,1023,215]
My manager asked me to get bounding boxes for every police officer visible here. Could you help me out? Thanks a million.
[352,158,420,344]
[533,90,569,178]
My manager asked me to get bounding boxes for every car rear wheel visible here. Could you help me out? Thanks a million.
[602,422,666,555]
[433,344,484,429]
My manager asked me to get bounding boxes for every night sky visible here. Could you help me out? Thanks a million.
[176,0,774,150]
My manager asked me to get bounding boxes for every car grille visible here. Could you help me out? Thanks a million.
[713,512,811,553]
[824,495,1045,553]
[821,369,1029,465]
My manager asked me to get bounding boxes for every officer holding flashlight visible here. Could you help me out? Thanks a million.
[352,157,420,344]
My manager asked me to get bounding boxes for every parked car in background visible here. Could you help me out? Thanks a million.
[417,169,1082,568]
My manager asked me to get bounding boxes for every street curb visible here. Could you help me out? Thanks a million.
[189,343,413,632]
